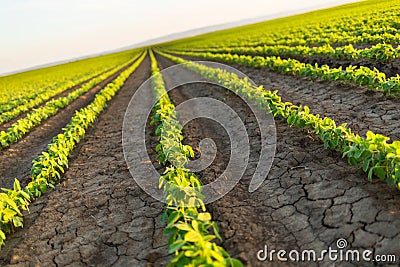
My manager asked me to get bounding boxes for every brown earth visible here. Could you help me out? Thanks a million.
[0,52,399,267]
[156,54,400,266]
[178,54,400,141]
[0,56,174,266]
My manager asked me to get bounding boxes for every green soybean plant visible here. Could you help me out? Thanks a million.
[149,50,243,267]
[158,50,400,189]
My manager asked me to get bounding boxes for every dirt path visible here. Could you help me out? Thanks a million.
[0,56,174,266]
[157,54,400,266]
[179,55,400,142]
[0,60,137,189]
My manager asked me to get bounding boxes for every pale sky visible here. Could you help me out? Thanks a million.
[0,0,359,74]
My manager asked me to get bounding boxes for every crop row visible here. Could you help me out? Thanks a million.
[0,54,139,126]
[0,72,103,123]
[172,43,400,63]
[218,27,400,49]
[0,51,147,248]
[172,31,400,53]
[0,70,106,116]
[148,50,242,267]
[158,51,400,189]
[0,53,141,149]
[0,49,138,113]
[166,50,400,96]
[164,1,400,50]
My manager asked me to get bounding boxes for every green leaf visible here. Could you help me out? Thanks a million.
[362,159,371,172]
[184,230,201,242]
[3,208,17,222]
[168,240,185,253]
[175,223,192,232]
[12,216,23,227]
[197,212,211,222]
[0,230,6,241]
[212,222,222,241]
[373,166,386,180]
[191,220,199,232]
[348,156,358,166]
[386,177,396,185]
[13,179,21,191]
[167,211,181,227]
[209,249,225,263]
[368,166,374,181]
